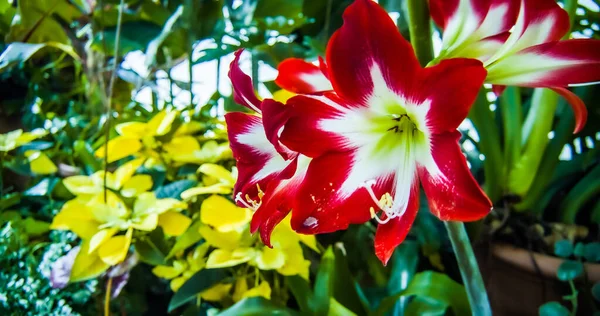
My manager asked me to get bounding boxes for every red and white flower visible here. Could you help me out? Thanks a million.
[225,51,312,246]
[430,0,600,132]
[277,0,492,264]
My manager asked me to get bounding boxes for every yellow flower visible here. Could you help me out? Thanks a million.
[271,89,296,103]
[152,243,209,291]
[0,129,47,152]
[168,140,232,165]
[25,150,58,174]
[180,164,236,200]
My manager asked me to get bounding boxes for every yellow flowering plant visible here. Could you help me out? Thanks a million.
[50,158,192,281]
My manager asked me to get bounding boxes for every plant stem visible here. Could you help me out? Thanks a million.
[0,152,4,197]
[405,1,492,314]
[103,0,125,202]
[105,277,113,316]
[406,0,434,66]
[186,0,195,109]
[251,50,259,91]
[445,221,492,316]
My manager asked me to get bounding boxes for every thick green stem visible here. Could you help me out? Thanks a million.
[0,152,4,197]
[445,221,492,316]
[499,87,522,178]
[406,0,434,66]
[406,1,491,315]
[251,51,259,91]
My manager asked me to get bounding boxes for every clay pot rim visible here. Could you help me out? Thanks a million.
[492,242,600,282]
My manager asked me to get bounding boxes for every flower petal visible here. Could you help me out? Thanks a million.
[487,0,570,65]
[418,131,491,221]
[98,229,132,266]
[198,163,236,187]
[253,247,286,270]
[326,0,419,105]
[205,248,256,268]
[261,99,297,160]
[201,283,233,301]
[486,39,600,88]
[27,151,58,174]
[70,241,110,282]
[291,151,393,234]
[121,174,153,198]
[242,282,271,300]
[158,212,192,236]
[275,58,332,93]
[51,200,100,239]
[374,183,420,265]
[229,49,262,113]
[550,87,587,134]
[225,112,295,203]
[200,195,251,232]
[94,136,142,163]
[419,58,486,133]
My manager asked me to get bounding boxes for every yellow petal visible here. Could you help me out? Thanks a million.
[131,213,158,231]
[198,164,236,187]
[170,276,187,292]
[232,278,249,302]
[199,225,243,250]
[26,151,57,174]
[180,184,232,199]
[15,128,47,147]
[242,282,272,300]
[152,260,187,279]
[121,174,153,197]
[205,248,256,268]
[98,229,132,265]
[277,244,311,279]
[146,110,168,135]
[89,228,118,253]
[174,122,203,136]
[200,283,233,302]
[164,136,201,157]
[70,240,110,282]
[88,191,130,223]
[0,129,22,151]
[158,212,192,236]
[200,195,251,232]
[271,214,320,253]
[132,192,158,216]
[272,89,296,103]
[155,111,179,136]
[62,175,103,196]
[115,122,147,138]
[113,158,145,188]
[253,247,286,270]
[94,136,142,163]
[51,199,99,239]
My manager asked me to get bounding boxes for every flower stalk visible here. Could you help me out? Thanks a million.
[407,1,491,315]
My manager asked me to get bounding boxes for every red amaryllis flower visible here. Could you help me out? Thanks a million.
[225,51,312,246]
[275,57,332,94]
[430,0,600,133]
[277,0,491,264]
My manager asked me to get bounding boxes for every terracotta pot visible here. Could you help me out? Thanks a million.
[477,243,599,316]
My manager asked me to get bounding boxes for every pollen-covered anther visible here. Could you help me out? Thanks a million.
[360,180,401,224]
[235,192,262,211]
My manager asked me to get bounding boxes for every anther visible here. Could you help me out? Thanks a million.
[235,192,261,211]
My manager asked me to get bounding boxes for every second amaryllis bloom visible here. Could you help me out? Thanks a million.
[275,0,492,264]
[430,0,600,132]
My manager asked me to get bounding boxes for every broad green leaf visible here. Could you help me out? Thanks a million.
[554,240,573,258]
[91,21,163,57]
[0,42,79,72]
[375,271,470,316]
[313,247,335,315]
[24,177,59,196]
[574,242,585,258]
[584,242,600,262]
[557,260,584,281]
[145,5,184,67]
[329,298,357,316]
[405,296,447,316]
[333,247,367,315]
[286,275,313,313]
[386,241,420,315]
[592,283,600,302]
[168,268,228,312]
[217,297,297,316]
[539,302,570,316]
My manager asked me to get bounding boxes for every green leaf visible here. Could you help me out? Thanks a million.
[556,260,584,281]
[332,246,367,315]
[405,296,448,316]
[0,42,78,72]
[166,220,203,259]
[91,21,163,56]
[0,194,21,211]
[592,283,600,302]
[168,268,228,312]
[155,179,198,200]
[135,229,170,266]
[329,298,357,316]
[554,240,573,258]
[386,241,420,315]
[145,5,184,67]
[217,297,297,316]
[286,275,313,313]
[22,217,50,236]
[539,302,570,316]
[24,178,59,196]
[583,243,600,262]
[573,242,585,258]
[375,271,470,316]
[313,247,335,315]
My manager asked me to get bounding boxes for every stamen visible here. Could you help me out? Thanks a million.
[235,192,262,211]
[360,180,406,224]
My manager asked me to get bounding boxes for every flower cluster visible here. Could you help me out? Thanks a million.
[226,0,600,264]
